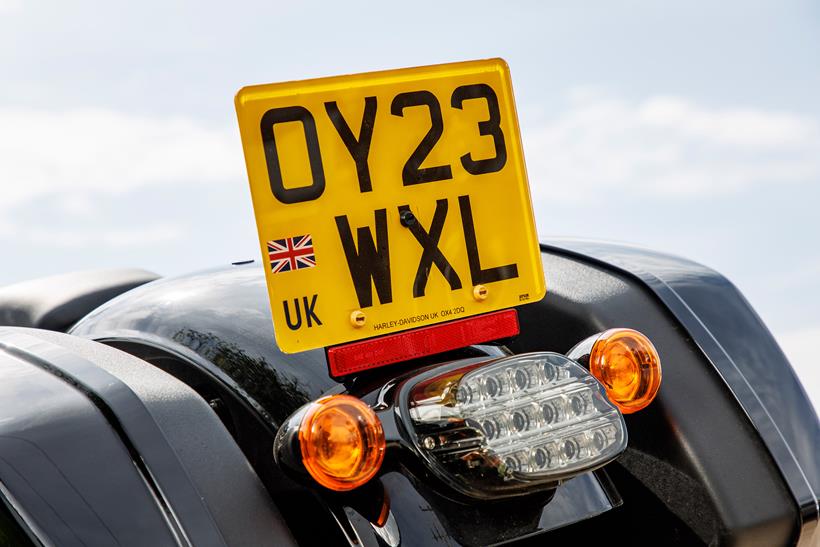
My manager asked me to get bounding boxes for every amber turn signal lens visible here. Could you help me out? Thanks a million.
[589,328,661,414]
[298,394,385,491]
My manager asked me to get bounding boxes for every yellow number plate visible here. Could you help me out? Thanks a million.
[235,59,545,353]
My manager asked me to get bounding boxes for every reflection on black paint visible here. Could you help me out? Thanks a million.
[172,328,310,425]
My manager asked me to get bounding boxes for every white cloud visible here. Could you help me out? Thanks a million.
[3,97,816,216]
[0,107,241,210]
[767,258,820,291]
[57,194,96,217]
[523,92,820,202]
[777,327,820,412]
[24,223,185,248]
[0,0,21,14]
[2,96,818,256]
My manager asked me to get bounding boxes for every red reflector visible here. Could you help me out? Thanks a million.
[327,310,520,377]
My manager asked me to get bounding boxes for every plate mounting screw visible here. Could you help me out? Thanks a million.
[473,285,489,301]
[422,436,436,450]
[399,209,417,228]
[350,310,366,328]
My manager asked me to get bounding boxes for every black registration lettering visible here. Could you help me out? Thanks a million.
[398,199,462,297]
[282,298,302,330]
[458,195,518,284]
[335,209,393,308]
[451,83,507,175]
[390,90,453,186]
[260,106,326,204]
[325,97,378,193]
[282,294,323,330]
[303,294,322,327]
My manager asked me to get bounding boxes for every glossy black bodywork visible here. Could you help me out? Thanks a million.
[542,239,819,537]
[66,240,819,546]
[67,267,620,546]
[0,328,296,547]
[0,333,179,547]
[1,331,231,546]
[0,268,159,332]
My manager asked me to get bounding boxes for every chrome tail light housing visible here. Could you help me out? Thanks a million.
[397,352,627,499]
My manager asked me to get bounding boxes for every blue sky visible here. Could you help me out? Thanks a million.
[0,0,818,405]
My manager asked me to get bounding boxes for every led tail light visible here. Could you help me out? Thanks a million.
[402,352,627,498]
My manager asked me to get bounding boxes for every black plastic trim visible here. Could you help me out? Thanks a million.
[541,239,819,539]
[0,331,227,547]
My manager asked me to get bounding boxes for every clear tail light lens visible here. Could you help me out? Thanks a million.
[404,352,627,498]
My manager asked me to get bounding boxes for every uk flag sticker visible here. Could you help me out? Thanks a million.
[267,235,316,273]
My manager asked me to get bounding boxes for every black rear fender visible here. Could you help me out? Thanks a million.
[0,327,296,546]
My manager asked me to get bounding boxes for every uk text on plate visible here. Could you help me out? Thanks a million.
[235,58,546,353]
